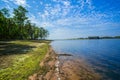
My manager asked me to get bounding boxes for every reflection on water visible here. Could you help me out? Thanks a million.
[51,39,120,80]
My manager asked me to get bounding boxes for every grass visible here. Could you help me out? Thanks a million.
[0,40,50,80]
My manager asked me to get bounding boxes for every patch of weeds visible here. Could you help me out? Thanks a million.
[0,40,50,80]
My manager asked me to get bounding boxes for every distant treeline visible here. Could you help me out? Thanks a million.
[69,36,120,40]
[88,36,120,39]
[0,6,49,40]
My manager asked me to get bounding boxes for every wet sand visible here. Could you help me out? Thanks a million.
[29,47,101,80]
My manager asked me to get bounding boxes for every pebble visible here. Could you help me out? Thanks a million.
[55,61,60,67]
[58,78,61,80]
[56,67,59,72]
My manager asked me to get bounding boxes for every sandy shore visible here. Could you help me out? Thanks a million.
[29,47,101,80]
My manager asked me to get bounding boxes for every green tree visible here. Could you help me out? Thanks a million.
[0,8,10,39]
[0,6,49,40]
[13,6,28,39]
[39,27,49,39]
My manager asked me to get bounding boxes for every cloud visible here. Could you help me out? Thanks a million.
[37,0,72,20]
[24,0,120,39]
[28,13,53,28]
[14,0,29,7]
[14,0,26,6]
[63,0,70,6]
[36,0,96,22]
[1,0,117,39]
[28,14,41,26]
[86,0,94,9]
[1,0,29,7]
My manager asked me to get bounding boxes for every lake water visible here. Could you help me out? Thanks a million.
[51,39,120,80]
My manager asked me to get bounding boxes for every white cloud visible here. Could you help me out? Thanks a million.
[50,4,61,15]
[77,0,94,10]
[40,22,54,27]
[28,13,53,28]
[28,14,41,26]
[15,0,26,5]
[86,0,94,9]
[63,0,70,6]
[14,0,28,7]
[37,0,95,21]
[2,0,29,7]
[40,0,72,18]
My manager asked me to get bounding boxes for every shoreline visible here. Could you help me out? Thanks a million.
[29,47,101,80]
[29,47,58,80]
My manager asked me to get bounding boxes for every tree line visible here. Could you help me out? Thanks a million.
[69,36,120,40]
[0,6,49,40]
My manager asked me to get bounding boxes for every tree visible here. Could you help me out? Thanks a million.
[13,6,28,39]
[0,8,10,17]
[39,27,49,39]
[0,8,10,39]
[0,6,49,40]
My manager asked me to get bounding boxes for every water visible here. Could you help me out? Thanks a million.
[51,39,120,80]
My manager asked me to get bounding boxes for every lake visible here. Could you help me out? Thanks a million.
[51,39,120,80]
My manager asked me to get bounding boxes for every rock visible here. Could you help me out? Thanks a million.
[58,77,61,80]
[55,61,60,67]
[56,67,59,72]
[58,54,73,56]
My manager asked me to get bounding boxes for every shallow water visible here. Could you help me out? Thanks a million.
[51,39,120,80]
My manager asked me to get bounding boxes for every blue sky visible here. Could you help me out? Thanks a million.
[0,0,120,39]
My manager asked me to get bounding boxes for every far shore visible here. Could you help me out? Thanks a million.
[52,38,120,41]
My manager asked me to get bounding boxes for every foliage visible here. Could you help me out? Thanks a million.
[0,6,49,40]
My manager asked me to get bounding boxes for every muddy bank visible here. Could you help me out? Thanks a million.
[29,47,101,80]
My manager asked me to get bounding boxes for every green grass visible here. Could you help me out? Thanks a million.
[0,40,50,80]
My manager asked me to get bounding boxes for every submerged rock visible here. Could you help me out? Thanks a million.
[58,54,73,56]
